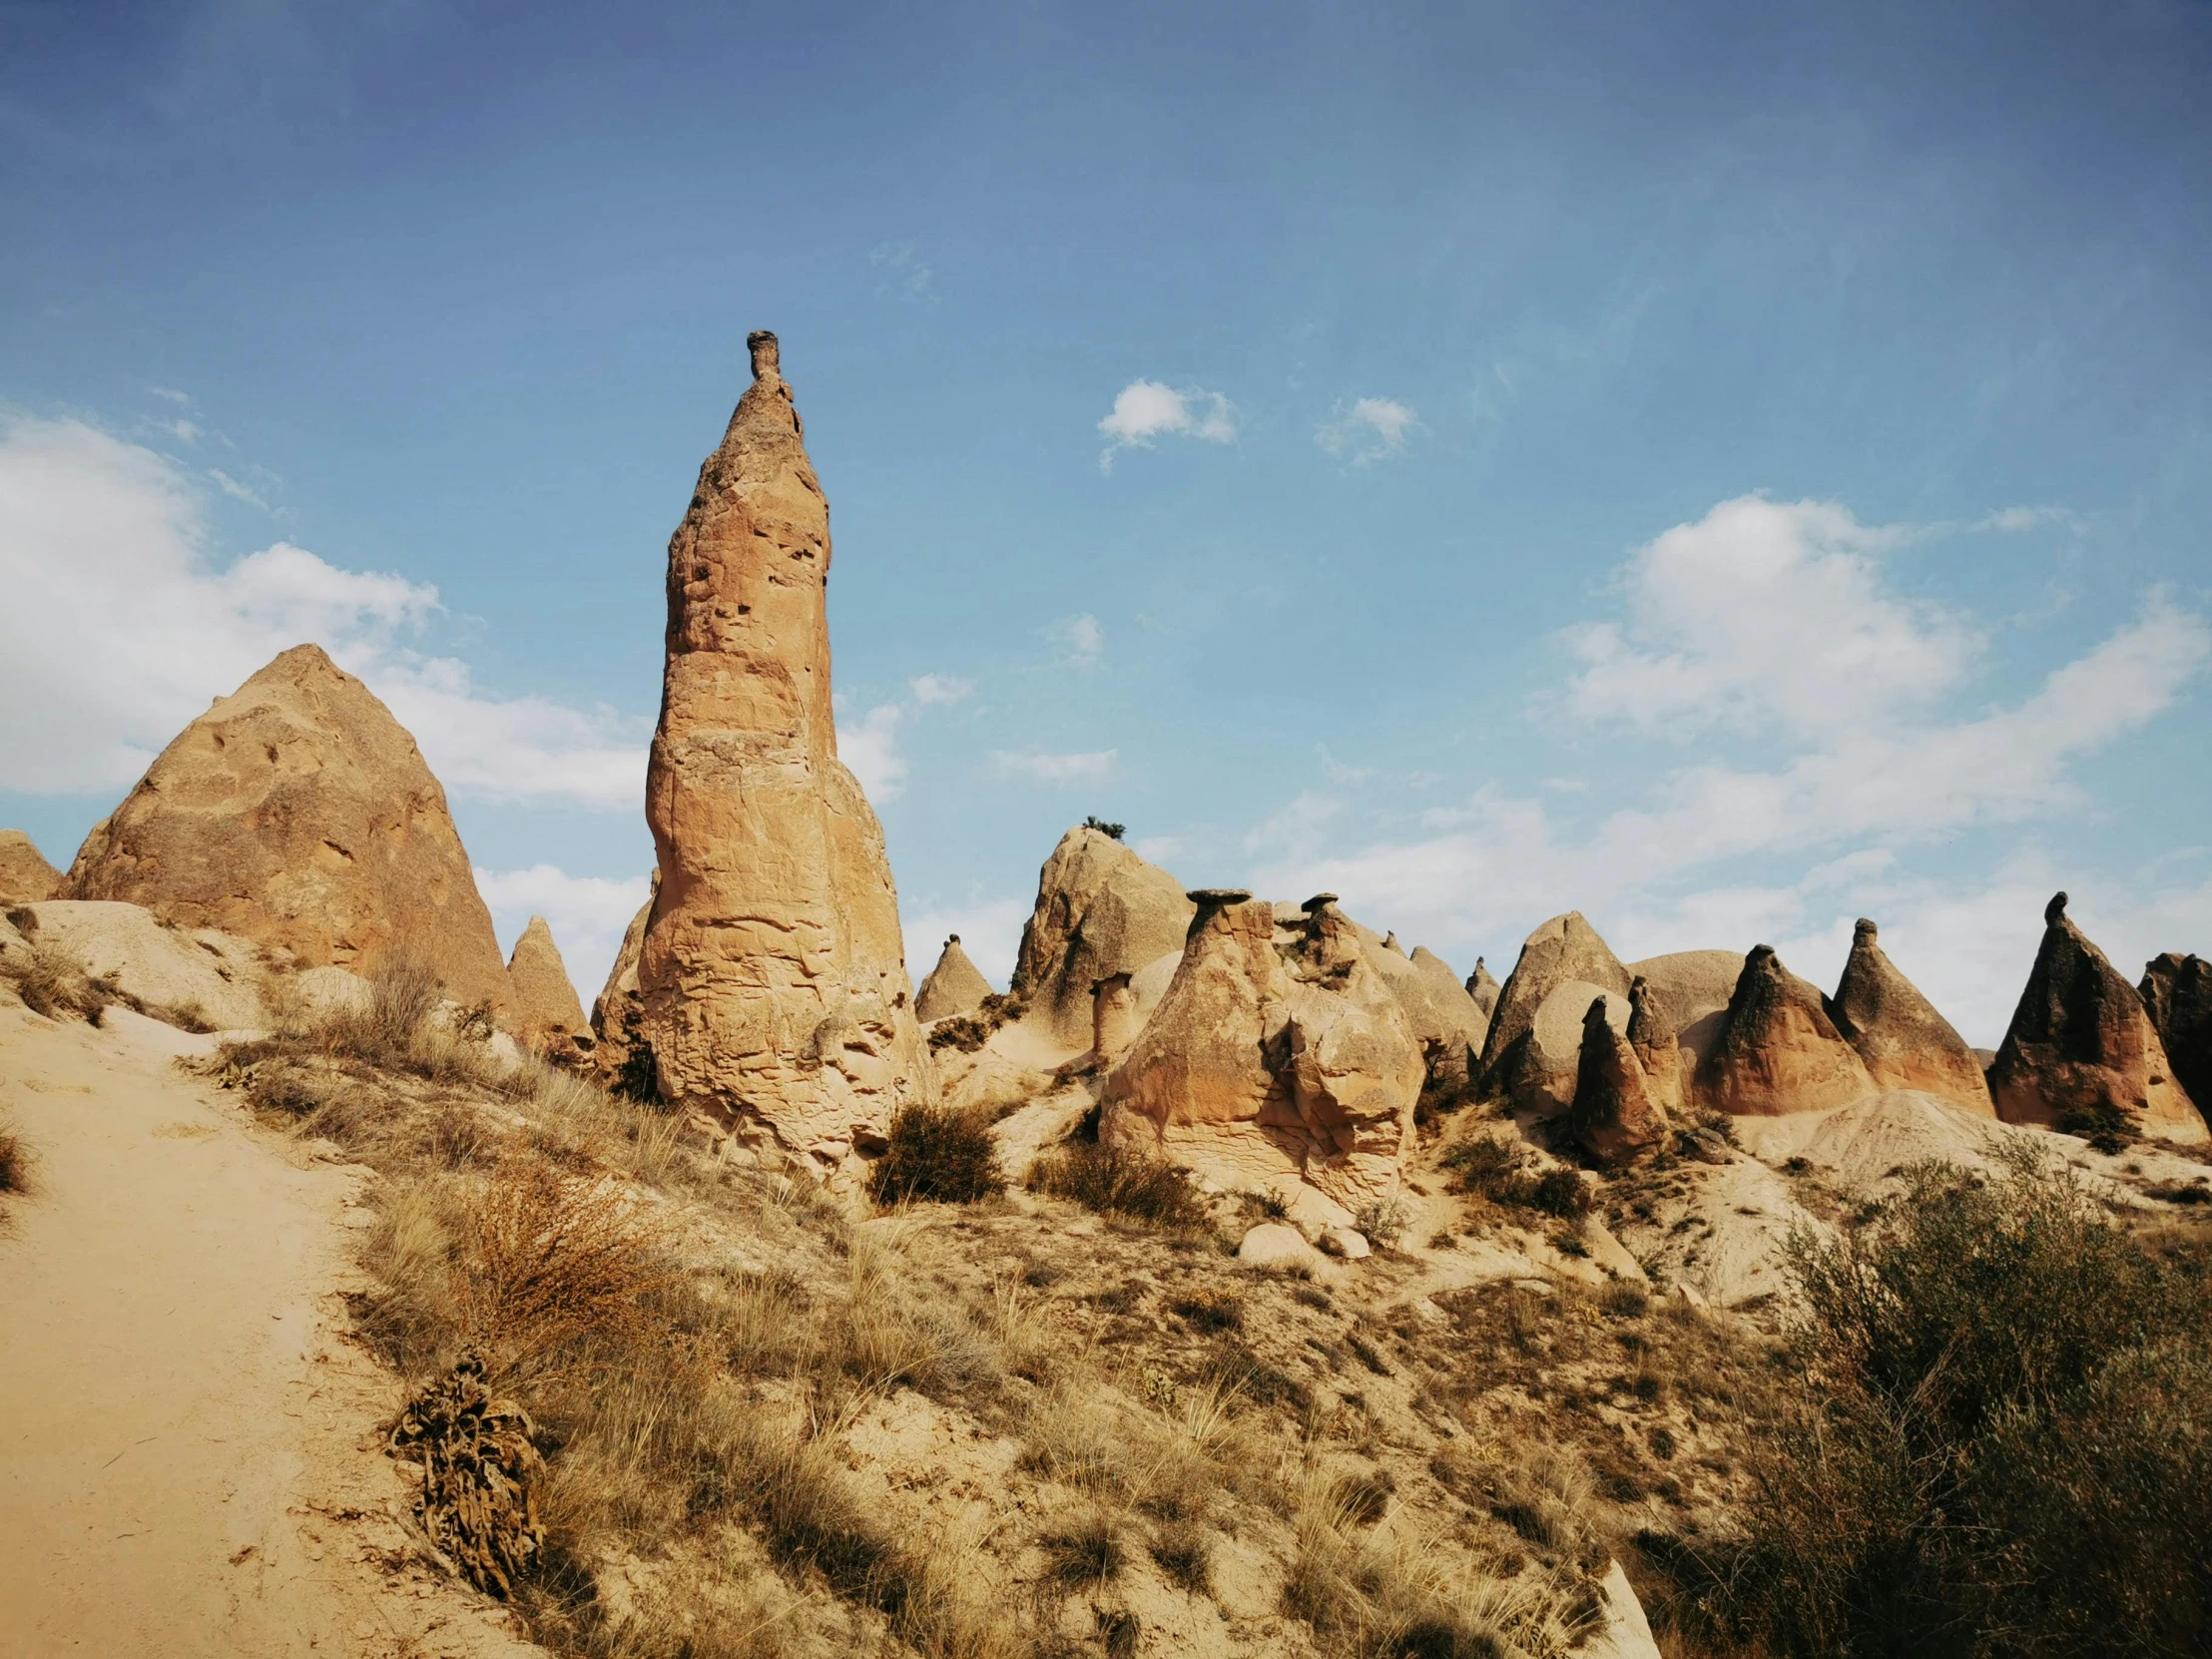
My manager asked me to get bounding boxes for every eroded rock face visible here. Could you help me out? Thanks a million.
[1091,970,1141,1060]
[1011,826,1195,1044]
[638,332,927,1170]
[1828,918,1992,1116]
[1987,894,2203,1142]
[0,830,62,903]
[14,900,265,1029]
[63,645,510,1010]
[915,935,992,1024]
[1478,912,1631,1102]
[1623,949,1744,1073]
[1100,893,1422,1211]
[2141,952,2212,1119]
[1698,945,1874,1116]
[507,916,589,1060]
[1626,975,1682,1118]
[1463,957,1500,1020]
[1508,977,1631,1115]
[590,877,656,1087]
[1566,996,1671,1165]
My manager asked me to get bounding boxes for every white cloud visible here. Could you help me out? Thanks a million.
[208,467,274,511]
[1053,614,1105,667]
[1974,504,2081,534]
[1558,496,1977,741]
[1097,379,1236,470]
[475,864,651,1013]
[159,418,201,445]
[0,414,647,806]
[841,703,907,803]
[900,895,1028,989]
[151,386,191,404]
[1316,396,1419,464]
[1134,835,1184,864]
[908,673,973,706]
[992,749,1118,784]
[868,241,936,301]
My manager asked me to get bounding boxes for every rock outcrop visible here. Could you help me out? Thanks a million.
[1091,970,1141,1060]
[1698,945,1875,1116]
[590,877,656,1089]
[637,332,927,1170]
[1463,956,1500,1020]
[2141,952,2212,1119]
[1626,974,1682,1117]
[0,830,62,903]
[1566,996,1671,1165]
[1360,936,1489,1095]
[1987,894,2203,1141]
[1509,977,1631,1114]
[1011,826,1195,1045]
[63,645,512,1010]
[1827,918,1993,1115]
[506,916,590,1060]
[11,900,266,1029]
[1100,891,1422,1213]
[915,935,992,1024]
[1478,912,1631,1108]
[1624,949,1745,1072]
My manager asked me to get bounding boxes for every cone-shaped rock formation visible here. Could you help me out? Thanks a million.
[1464,957,1500,1020]
[1011,825,1194,1044]
[638,332,927,1170]
[1566,996,1671,1164]
[64,645,510,1008]
[1698,945,1874,1116]
[1987,894,2203,1141]
[0,830,62,903]
[1827,918,1993,1115]
[916,935,992,1024]
[1364,939,1490,1095]
[1101,892,1422,1212]
[1626,974,1683,1117]
[2141,952,2212,1118]
[507,916,589,1059]
[1478,912,1632,1112]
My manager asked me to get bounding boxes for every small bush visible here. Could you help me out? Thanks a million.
[867,1102,1005,1206]
[1149,1519,1212,1594]
[0,1119,29,1197]
[1040,1510,1125,1586]
[1083,816,1127,841]
[1027,1142,1210,1229]
[1528,1169,1590,1219]
[1356,1197,1410,1250]
[925,989,1026,1054]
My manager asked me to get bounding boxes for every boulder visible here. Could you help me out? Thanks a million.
[12,900,264,1029]
[914,934,992,1024]
[2140,952,2212,1119]
[1238,1223,1329,1276]
[1463,956,1500,1020]
[1565,995,1671,1164]
[62,645,512,1011]
[1624,949,1745,1071]
[589,875,656,1088]
[638,332,928,1172]
[1698,945,1874,1116]
[1987,894,2203,1142]
[1010,825,1195,1044]
[1626,974,1682,1117]
[1100,891,1423,1211]
[1477,912,1631,1099]
[1827,918,1993,1116]
[0,830,62,903]
[505,916,590,1060]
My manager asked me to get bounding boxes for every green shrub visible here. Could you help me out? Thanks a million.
[867,1103,1004,1206]
[1027,1141,1210,1229]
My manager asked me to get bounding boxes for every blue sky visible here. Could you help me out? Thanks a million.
[3,0,2208,1041]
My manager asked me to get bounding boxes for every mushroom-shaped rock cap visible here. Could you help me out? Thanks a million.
[747,328,781,381]
[1188,887,1254,907]
[1854,917,1878,942]
[2046,890,2068,925]
[1302,892,1340,912]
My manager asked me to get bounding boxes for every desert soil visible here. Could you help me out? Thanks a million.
[0,1000,542,1659]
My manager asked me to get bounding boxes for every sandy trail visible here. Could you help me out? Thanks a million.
[0,1000,540,1658]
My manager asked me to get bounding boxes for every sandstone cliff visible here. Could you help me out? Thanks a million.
[1988,894,2203,1142]
[1011,826,1195,1045]
[1827,918,1992,1115]
[2141,951,2212,1119]
[637,332,927,1171]
[63,645,510,1010]
[0,830,62,903]
[1698,944,1874,1116]
[915,935,992,1024]
[506,916,589,1060]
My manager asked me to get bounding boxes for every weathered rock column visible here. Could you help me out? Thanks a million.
[638,330,928,1174]
[1091,970,1140,1059]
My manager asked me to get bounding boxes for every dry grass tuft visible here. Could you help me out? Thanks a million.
[1039,1509,1125,1587]
[1027,1142,1211,1229]
[0,1117,28,1198]
[7,945,107,1023]
[867,1101,1005,1206]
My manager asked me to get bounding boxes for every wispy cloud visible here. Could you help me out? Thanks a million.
[1097,379,1236,471]
[867,240,936,302]
[1316,396,1419,464]
[1053,613,1105,668]
[150,385,191,404]
[207,467,274,511]
[992,748,1118,784]
[908,672,973,706]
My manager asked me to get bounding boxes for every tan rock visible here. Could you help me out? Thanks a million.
[1502,976,1629,1115]
[915,934,992,1024]
[1400,943,1493,1088]
[1698,945,1874,1116]
[1462,956,1500,1020]
[1100,891,1422,1211]
[1477,912,1631,1098]
[637,332,927,1171]
[1565,996,1671,1164]
[2141,952,2212,1119]
[589,875,656,1089]
[0,830,62,903]
[14,900,265,1030]
[1626,974,1683,1117]
[1828,918,1993,1116]
[1090,970,1141,1060]
[505,916,589,1060]
[62,645,511,1011]
[1988,893,2204,1142]
[1237,1223,1329,1275]
[1624,949,1745,1071]
[1010,825,1195,1044]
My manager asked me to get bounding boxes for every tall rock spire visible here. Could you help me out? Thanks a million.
[638,331,928,1174]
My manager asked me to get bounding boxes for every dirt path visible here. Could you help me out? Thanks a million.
[0,999,542,1659]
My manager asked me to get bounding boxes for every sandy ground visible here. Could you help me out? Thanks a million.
[0,1000,542,1659]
